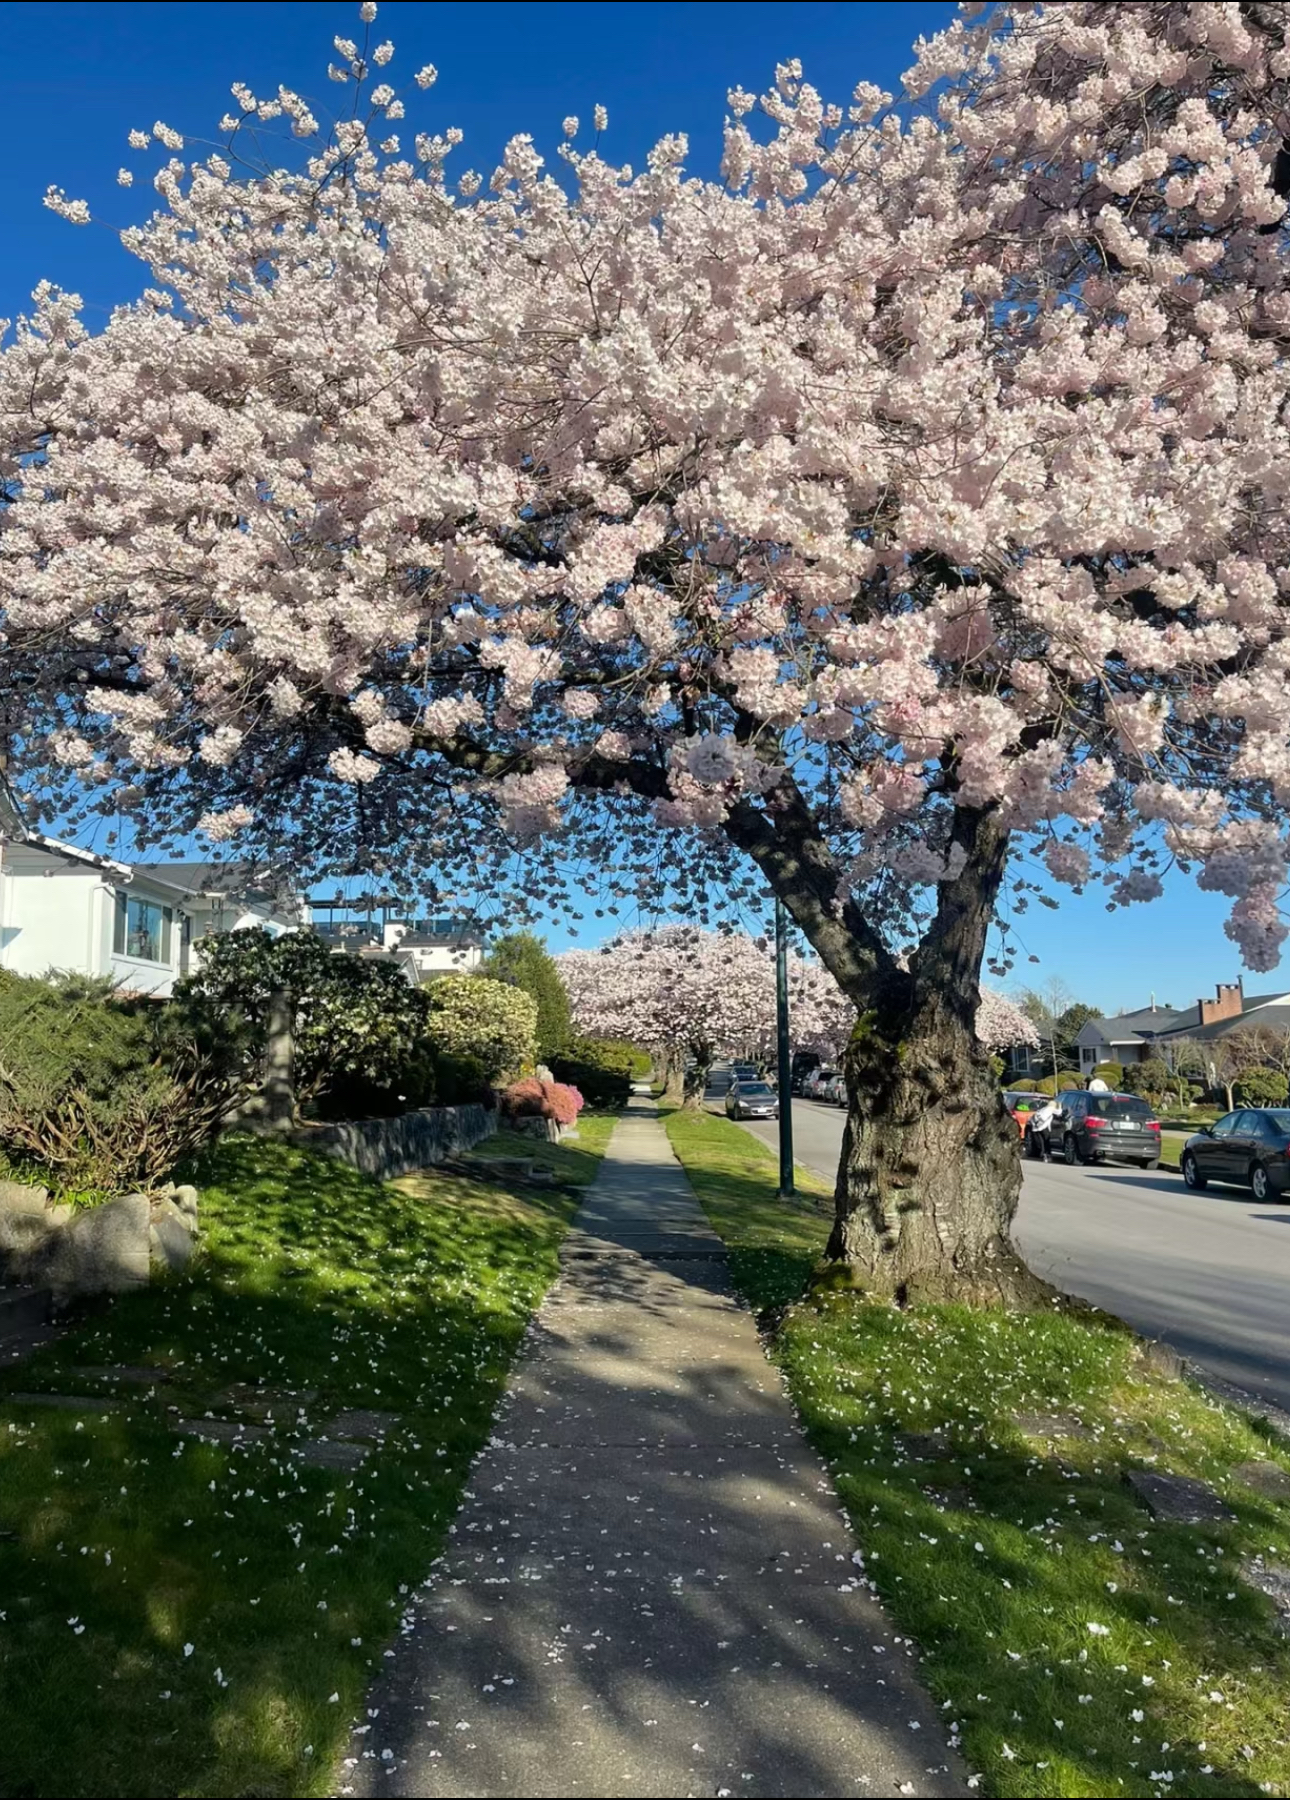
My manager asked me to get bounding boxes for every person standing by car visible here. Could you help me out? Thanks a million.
[1027,1096,1060,1162]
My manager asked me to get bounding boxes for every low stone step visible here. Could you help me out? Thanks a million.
[0,1286,51,1340]
[0,1324,62,1367]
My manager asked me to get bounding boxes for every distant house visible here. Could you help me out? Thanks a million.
[1000,1041,1042,1080]
[1075,981,1290,1073]
[0,802,307,999]
[317,916,484,987]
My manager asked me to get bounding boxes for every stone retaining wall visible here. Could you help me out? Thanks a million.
[293,1102,496,1179]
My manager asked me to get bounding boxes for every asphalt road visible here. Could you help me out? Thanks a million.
[719,1086,1290,1414]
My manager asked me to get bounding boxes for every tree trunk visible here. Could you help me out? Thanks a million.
[824,988,1049,1307]
[682,1039,713,1109]
[813,808,1053,1309]
[659,1050,684,1104]
[261,986,297,1131]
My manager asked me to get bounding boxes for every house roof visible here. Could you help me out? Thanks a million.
[1154,1000,1290,1044]
[1081,992,1290,1047]
[134,862,301,908]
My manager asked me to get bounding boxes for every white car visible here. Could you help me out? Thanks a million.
[805,1067,839,1100]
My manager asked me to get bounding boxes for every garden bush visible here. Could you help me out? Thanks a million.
[1234,1066,1290,1107]
[1121,1057,1174,1104]
[0,970,237,1196]
[550,1035,637,1108]
[1090,1061,1125,1089]
[176,931,440,1118]
[501,1077,584,1127]
[423,975,537,1085]
[481,933,571,1061]
[1009,1073,1082,1096]
[177,939,537,1120]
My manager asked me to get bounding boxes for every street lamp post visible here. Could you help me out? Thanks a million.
[775,897,794,1199]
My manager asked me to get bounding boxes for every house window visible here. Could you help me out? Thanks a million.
[113,891,173,964]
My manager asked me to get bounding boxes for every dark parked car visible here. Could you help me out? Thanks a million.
[725,1080,779,1121]
[1181,1108,1290,1201]
[731,1062,761,1084]
[1048,1090,1161,1168]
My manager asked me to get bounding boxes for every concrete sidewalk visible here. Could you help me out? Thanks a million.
[344,1101,963,1799]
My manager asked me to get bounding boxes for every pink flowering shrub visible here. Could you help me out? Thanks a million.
[501,1077,584,1126]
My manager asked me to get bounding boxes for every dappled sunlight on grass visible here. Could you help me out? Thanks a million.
[0,1125,612,1798]
[667,1107,1290,1800]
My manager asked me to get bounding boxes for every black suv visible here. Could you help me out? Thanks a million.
[1181,1109,1290,1201]
[1051,1091,1161,1168]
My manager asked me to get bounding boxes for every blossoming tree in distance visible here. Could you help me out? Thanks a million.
[559,930,1037,1102]
[559,928,781,1102]
[4,2,1289,1300]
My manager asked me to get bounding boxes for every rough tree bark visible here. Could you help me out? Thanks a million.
[725,790,1051,1307]
[260,986,297,1132]
[682,1039,714,1109]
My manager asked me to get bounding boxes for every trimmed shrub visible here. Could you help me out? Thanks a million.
[1234,1067,1290,1107]
[424,976,537,1085]
[1090,1062,1125,1089]
[550,1036,636,1108]
[1010,1073,1082,1096]
[501,1077,584,1126]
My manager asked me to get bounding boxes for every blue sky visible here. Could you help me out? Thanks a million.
[1,1,1272,1011]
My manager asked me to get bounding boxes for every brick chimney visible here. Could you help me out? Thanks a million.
[1198,979,1244,1027]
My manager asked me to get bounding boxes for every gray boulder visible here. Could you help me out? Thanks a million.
[38,1193,151,1296]
[0,1182,74,1274]
[149,1196,199,1274]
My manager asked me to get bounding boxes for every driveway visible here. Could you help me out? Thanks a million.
[726,1093,1290,1414]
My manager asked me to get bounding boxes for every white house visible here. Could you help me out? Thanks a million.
[0,798,308,999]
[315,915,485,986]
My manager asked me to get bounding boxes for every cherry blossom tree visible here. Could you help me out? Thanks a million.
[559,928,1039,1095]
[558,928,773,1102]
[4,2,1290,1300]
[976,990,1043,1060]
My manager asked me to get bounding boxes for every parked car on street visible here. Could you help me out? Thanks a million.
[725,1079,780,1121]
[1181,1108,1290,1200]
[803,1067,838,1100]
[819,1072,847,1106]
[1006,1091,1049,1137]
[1048,1090,1161,1168]
[731,1062,761,1085]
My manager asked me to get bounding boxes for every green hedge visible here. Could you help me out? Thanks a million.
[550,1036,638,1108]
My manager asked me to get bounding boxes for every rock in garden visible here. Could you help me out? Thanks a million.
[1139,1339,1185,1379]
[297,1438,370,1469]
[1232,1460,1290,1502]
[1240,1558,1290,1635]
[328,1408,401,1441]
[36,1193,150,1295]
[175,1418,274,1445]
[149,1197,199,1273]
[0,1183,73,1270]
[1124,1469,1234,1524]
[1013,1411,1093,1440]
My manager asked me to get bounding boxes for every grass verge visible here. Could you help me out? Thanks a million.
[664,1106,1290,1800]
[0,1116,613,1799]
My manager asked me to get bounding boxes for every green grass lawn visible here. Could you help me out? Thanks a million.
[664,1107,1290,1800]
[0,1116,614,1799]
[1161,1130,1188,1169]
